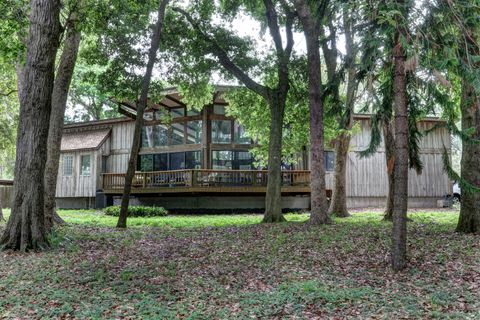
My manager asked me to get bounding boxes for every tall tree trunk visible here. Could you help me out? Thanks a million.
[329,130,350,217]
[0,0,61,251]
[295,0,330,225]
[456,80,480,233]
[391,21,409,271]
[263,95,286,223]
[383,120,395,220]
[44,12,81,232]
[117,0,169,228]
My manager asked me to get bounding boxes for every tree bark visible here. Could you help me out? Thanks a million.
[456,80,480,233]
[391,21,409,271]
[44,12,81,232]
[0,0,61,251]
[117,0,169,228]
[295,0,330,225]
[383,120,395,220]
[263,95,287,222]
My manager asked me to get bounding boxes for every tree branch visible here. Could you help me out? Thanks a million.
[0,89,17,97]
[172,7,269,99]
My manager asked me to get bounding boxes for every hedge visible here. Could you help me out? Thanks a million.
[104,206,168,217]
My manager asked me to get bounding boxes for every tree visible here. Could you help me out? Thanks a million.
[173,0,296,222]
[293,0,331,224]
[117,0,170,228]
[44,4,82,231]
[0,0,61,250]
[390,0,409,271]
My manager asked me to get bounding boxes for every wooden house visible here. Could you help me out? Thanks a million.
[55,87,452,211]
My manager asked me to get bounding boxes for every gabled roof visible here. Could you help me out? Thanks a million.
[60,129,111,152]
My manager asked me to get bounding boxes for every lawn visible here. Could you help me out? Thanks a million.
[0,209,479,319]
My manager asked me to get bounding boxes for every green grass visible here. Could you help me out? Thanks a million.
[0,208,478,319]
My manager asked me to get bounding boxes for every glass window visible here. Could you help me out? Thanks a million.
[234,151,253,170]
[143,112,154,121]
[171,108,184,118]
[154,125,169,147]
[325,151,335,171]
[212,150,233,170]
[62,154,73,176]
[186,151,202,169]
[141,126,155,148]
[187,108,200,116]
[213,104,226,115]
[171,123,184,145]
[234,122,251,144]
[169,152,185,170]
[139,154,153,171]
[186,120,202,144]
[212,120,232,143]
[154,154,168,171]
[80,155,91,176]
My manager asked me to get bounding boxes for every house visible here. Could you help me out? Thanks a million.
[55,86,452,211]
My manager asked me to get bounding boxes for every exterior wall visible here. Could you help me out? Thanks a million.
[0,186,12,208]
[57,115,452,209]
[108,121,135,173]
[56,197,95,209]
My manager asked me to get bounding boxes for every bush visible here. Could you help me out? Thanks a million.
[104,206,168,217]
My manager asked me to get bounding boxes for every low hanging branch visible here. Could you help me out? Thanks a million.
[0,90,17,97]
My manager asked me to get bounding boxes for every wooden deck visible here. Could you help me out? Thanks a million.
[102,169,311,194]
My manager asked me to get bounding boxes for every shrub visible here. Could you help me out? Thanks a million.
[104,206,168,217]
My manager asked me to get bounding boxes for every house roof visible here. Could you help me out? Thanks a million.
[60,129,111,152]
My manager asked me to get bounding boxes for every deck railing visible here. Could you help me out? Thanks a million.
[102,169,310,192]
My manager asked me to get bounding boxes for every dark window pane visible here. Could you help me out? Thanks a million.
[187,108,200,116]
[325,151,335,171]
[234,121,251,144]
[171,108,184,118]
[169,152,185,170]
[171,123,184,145]
[212,120,231,143]
[80,155,91,176]
[139,154,154,171]
[141,126,155,148]
[185,151,202,169]
[186,120,202,144]
[212,150,232,169]
[213,104,226,115]
[234,151,253,170]
[154,125,169,147]
[154,154,168,171]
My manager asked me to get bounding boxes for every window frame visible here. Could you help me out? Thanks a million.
[62,154,74,177]
[80,154,92,177]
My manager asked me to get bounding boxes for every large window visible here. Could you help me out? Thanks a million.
[169,152,185,170]
[171,123,184,145]
[186,151,202,169]
[212,150,254,170]
[142,125,169,148]
[234,151,253,169]
[212,120,232,143]
[325,151,335,171]
[186,120,202,144]
[234,121,250,144]
[212,151,233,170]
[213,104,226,115]
[62,154,73,176]
[80,155,91,176]
[171,107,184,118]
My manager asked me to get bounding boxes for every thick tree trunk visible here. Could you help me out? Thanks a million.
[295,0,330,225]
[0,0,61,251]
[383,120,395,220]
[117,0,169,228]
[456,80,480,233]
[329,132,350,217]
[391,28,409,271]
[263,96,286,223]
[44,13,81,232]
